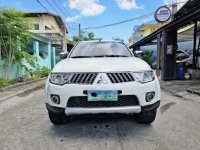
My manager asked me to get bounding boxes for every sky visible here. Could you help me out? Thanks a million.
[0,0,186,42]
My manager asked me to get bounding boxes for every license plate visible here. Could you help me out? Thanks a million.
[87,90,118,101]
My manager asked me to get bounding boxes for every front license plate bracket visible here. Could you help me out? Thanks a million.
[87,90,118,101]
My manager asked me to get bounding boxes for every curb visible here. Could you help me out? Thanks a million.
[186,88,200,96]
[0,77,47,92]
[160,85,182,97]
[0,83,45,103]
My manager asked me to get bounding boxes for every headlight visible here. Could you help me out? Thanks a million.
[131,71,155,83]
[50,73,73,85]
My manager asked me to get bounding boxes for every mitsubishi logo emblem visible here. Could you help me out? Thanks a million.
[97,75,108,84]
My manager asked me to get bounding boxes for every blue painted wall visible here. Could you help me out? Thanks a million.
[0,39,55,80]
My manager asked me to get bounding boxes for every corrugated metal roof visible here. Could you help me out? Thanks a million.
[175,0,200,19]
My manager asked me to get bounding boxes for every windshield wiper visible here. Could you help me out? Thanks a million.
[95,55,129,57]
[71,55,129,58]
[71,56,92,58]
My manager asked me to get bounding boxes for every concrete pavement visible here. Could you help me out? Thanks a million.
[160,79,200,100]
[0,89,200,150]
[0,78,46,102]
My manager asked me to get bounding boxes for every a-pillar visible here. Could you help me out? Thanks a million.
[161,30,177,80]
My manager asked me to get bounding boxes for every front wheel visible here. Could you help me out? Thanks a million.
[48,112,69,125]
[135,109,157,124]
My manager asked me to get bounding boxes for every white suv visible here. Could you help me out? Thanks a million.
[45,41,161,125]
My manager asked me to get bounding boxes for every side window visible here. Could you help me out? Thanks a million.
[33,24,39,30]
[45,26,51,30]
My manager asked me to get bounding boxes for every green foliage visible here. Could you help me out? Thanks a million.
[0,7,33,79]
[112,37,124,42]
[38,67,51,78]
[71,36,80,43]
[0,77,10,88]
[0,7,32,56]
[143,51,153,65]
[31,66,51,79]
[14,50,37,68]
[83,32,102,41]
[0,66,50,88]
[0,78,18,88]
[68,32,102,43]
[9,79,18,85]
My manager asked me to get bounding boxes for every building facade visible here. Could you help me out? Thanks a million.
[25,12,68,63]
[128,21,166,46]
[0,12,68,80]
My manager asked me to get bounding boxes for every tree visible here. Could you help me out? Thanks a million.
[112,37,124,42]
[0,8,35,79]
[68,32,102,43]
[143,50,153,65]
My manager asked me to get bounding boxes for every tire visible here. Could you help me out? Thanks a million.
[48,112,69,125]
[135,109,157,124]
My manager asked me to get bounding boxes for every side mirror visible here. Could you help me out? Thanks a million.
[134,50,144,58]
[60,52,68,59]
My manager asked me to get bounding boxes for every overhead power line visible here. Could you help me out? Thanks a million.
[51,0,67,17]
[35,0,78,36]
[68,28,77,36]
[57,0,79,26]
[45,0,59,14]
[74,12,154,30]
[69,1,188,30]
[35,0,188,36]
[35,0,49,12]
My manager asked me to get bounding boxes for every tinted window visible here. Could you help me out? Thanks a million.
[70,42,132,58]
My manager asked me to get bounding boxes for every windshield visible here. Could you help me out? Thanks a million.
[69,42,132,58]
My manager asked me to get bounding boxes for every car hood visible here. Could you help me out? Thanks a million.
[52,57,151,73]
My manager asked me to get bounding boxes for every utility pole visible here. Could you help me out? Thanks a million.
[79,24,81,40]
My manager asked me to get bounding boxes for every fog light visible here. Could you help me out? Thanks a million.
[50,95,60,104]
[146,92,155,102]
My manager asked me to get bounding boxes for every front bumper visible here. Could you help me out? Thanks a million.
[65,106,141,115]
[45,77,161,115]
[46,101,160,115]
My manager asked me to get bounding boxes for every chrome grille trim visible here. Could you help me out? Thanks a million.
[69,73,97,84]
[80,74,87,83]
[107,72,134,83]
[90,74,96,83]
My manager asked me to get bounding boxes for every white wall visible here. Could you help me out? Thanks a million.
[41,15,60,30]
[30,15,61,31]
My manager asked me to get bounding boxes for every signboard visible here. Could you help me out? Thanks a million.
[155,6,171,23]
[167,45,173,54]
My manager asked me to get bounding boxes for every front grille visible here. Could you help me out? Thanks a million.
[67,95,139,108]
[70,73,97,84]
[107,72,134,83]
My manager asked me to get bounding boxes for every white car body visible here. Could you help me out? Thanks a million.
[45,41,161,124]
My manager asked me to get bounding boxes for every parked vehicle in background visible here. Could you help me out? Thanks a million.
[45,41,161,125]
[176,49,190,61]
[177,49,200,68]
[151,49,194,69]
